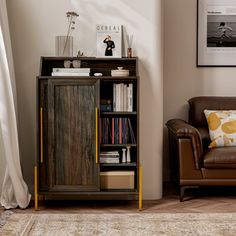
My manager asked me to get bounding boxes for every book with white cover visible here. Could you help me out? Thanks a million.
[113,83,116,111]
[127,84,133,112]
[51,72,90,76]
[116,84,121,111]
[120,83,124,111]
[123,84,127,111]
[53,68,90,73]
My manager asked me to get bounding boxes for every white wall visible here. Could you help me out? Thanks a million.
[6,0,163,199]
[163,0,236,180]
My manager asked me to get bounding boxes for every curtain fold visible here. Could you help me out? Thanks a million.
[0,0,31,209]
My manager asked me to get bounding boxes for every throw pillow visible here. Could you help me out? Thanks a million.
[204,110,236,148]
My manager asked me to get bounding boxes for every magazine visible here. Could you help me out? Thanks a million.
[96,24,122,58]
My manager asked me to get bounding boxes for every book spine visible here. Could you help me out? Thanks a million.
[116,84,120,112]
[112,118,114,144]
[123,84,127,112]
[113,84,116,112]
[128,118,136,144]
[127,83,133,112]
[114,118,118,144]
[120,83,124,112]
[119,118,122,144]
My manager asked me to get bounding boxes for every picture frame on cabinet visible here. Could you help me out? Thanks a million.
[197,0,236,66]
[96,24,122,58]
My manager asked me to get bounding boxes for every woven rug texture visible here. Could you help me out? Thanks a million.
[1,212,236,236]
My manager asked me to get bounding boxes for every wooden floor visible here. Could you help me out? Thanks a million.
[2,186,236,214]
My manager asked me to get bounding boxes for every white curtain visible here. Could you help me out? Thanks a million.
[0,0,31,209]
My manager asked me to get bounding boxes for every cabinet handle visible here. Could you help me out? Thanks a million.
[96,107,99,164]
[40,107,43,164]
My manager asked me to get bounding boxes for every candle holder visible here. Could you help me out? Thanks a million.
[126,146,131,163]
[122,148,126,163]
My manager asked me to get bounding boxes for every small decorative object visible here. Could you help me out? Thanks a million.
[72,60,81,68]
[127,35,133,58]
[94,73,103,76]
[126,146,131,163]
[122,148,126,163]
[198,0,236,66]
[111,67,129,77]
[96,24,122,58]
[77,50,84,57]
[55,11,79,57]
[64,60,72,68]
[100,99,112,111]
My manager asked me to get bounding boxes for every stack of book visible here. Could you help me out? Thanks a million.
[100,151,120,164]
[113,83,133,112]
[51,68,91,76]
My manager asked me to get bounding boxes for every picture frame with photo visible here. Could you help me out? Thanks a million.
[96,24,122,58]
[197,0,236,66]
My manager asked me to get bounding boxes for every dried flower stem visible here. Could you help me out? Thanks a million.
[62,12,79,56]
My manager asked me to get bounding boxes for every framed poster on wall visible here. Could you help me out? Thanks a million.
[96,25,122,58]
[197,0,236,66]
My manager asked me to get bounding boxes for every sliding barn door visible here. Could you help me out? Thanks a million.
[47,79,99,192]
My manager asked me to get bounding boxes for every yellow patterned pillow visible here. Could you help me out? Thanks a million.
[204,110,236,148]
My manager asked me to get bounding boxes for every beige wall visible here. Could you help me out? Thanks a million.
[163,0,236,180]
[6,0,163,199]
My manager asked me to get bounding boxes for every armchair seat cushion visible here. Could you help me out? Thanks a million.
[203,147,236,169]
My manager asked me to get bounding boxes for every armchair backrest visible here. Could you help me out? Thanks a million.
[188,96,236,128]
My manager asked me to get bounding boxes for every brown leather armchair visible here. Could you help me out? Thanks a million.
[166,96,236,201]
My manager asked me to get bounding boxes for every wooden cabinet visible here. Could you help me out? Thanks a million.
[35,57,141,208]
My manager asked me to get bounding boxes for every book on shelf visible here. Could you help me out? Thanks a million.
[127,84,133,112]
[100,151,120,163]
[100,117,136,144]
[51,72,90,76]
[100,157,120,164]
[52,68,91,73]
[113,83,133,112]
[100,151,119,155]
[100,99,112,112]
[51,68,91,76]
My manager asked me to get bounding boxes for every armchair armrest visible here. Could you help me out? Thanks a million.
[166,119,203,169]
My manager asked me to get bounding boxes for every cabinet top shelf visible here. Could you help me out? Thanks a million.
[41,56,138,61]
[39,57,138,77]
[37,76,138,80]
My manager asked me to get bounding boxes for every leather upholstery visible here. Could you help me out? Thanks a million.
[166,96,236,189]
[197,127,210,150]
[204,147,236,169]
[188,96,236,127]
[166,119,203,170]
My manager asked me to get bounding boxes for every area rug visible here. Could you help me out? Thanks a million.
[1,212,236,235]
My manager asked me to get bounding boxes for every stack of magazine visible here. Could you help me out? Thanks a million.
[51,68,91,76]
[100,151,120,164]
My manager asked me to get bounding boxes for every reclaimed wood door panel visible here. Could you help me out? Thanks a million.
[48,79,99,192]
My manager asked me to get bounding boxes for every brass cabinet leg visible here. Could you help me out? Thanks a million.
[139,166,143,210]
[34,166,38,210]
